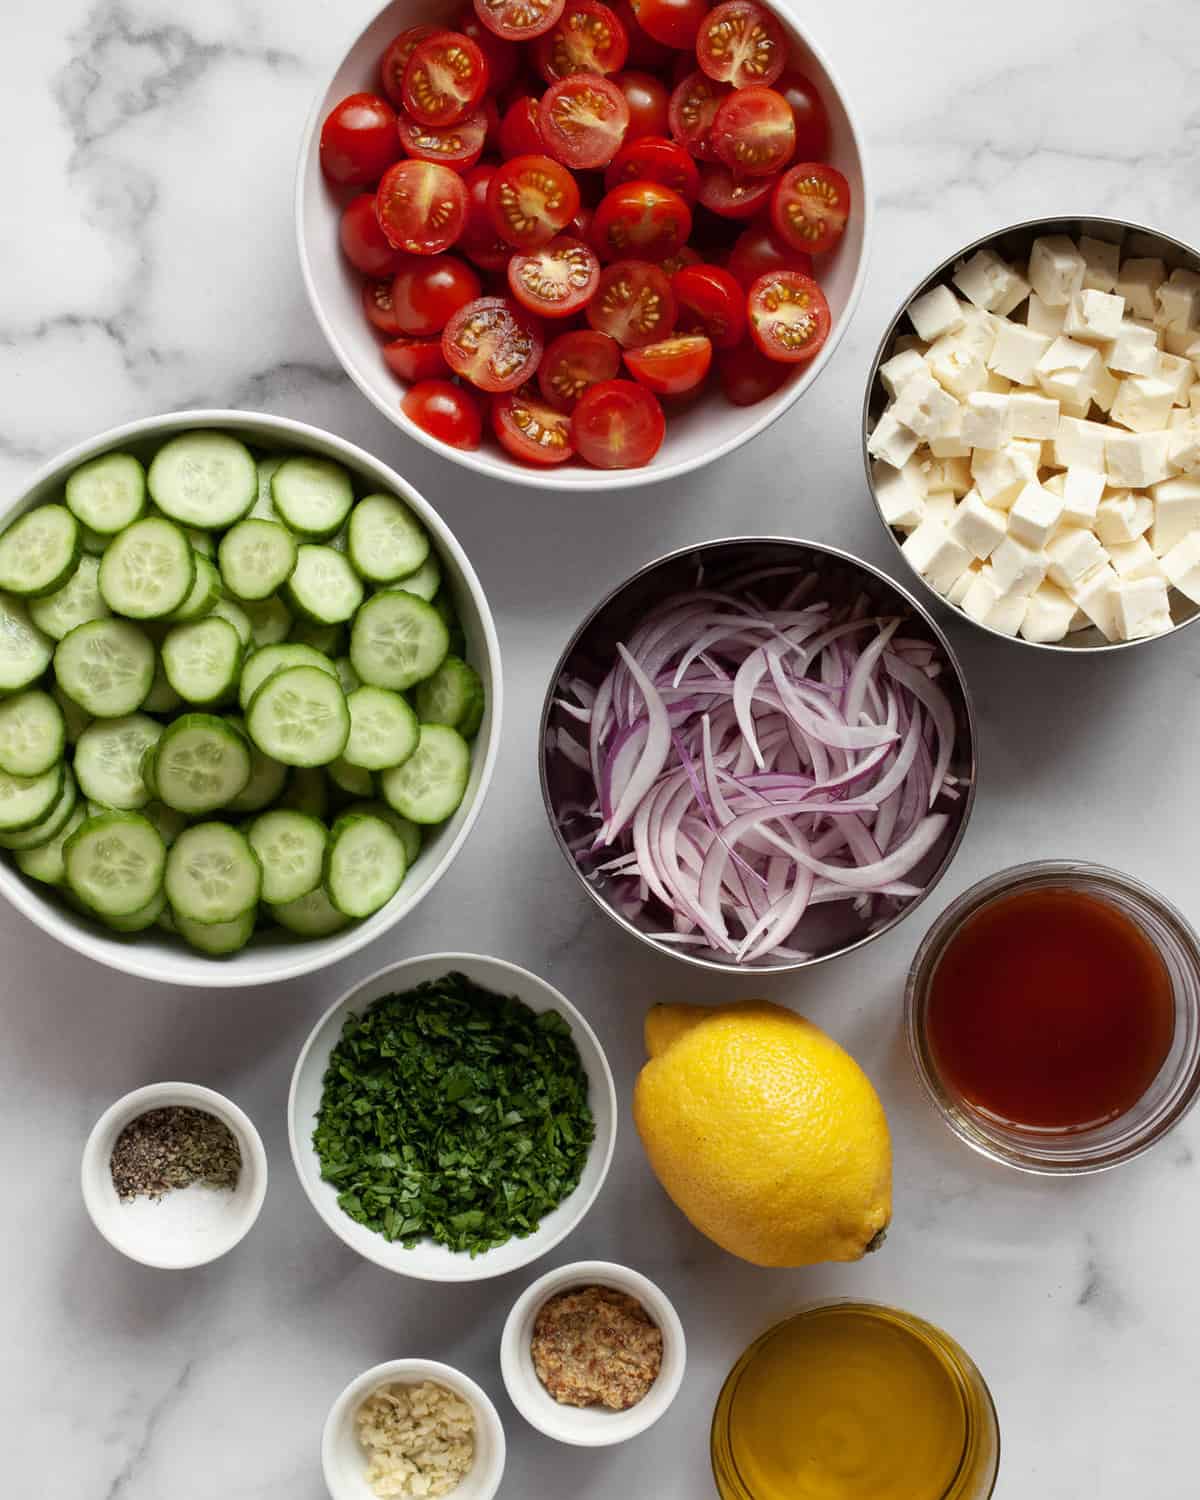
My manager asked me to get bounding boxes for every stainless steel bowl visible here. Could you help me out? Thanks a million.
[538,537,979,974]
[863,214,1200,653]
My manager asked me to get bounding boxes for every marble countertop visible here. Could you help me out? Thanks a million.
[3,1,1199,1496]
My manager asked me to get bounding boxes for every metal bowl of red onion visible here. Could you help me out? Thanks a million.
[539,538,979,973]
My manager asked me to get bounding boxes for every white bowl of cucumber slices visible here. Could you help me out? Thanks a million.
[0,410,501,987]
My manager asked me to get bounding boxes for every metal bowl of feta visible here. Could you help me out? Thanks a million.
[863,215,1200,651]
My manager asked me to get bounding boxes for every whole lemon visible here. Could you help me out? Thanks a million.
[633,1000,892,1268]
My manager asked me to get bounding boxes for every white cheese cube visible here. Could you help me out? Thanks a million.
[1110,374,1175,433]
[949,490,1008,559]
[924,489,958,525]
[1008,391,1060,440]
[1091,365,1120,414]
[955,303,998,361]
[1095,492,1152,544]
[1116,576,1173,638]
[900,517,972,594]
[1150,476,1200,554]
[947,560,982,606]
[1060,467,1106,526]
[1046,527,1107,589]
[879,347,928,399]
[1160,531,1200,603]
[1163,326,1200,357]
[928,412,972,459]
[1043,472,1066,495]
[1154,268,1200,332]
[1105,319,1160,376]
[961,391,1011,449]
[892,334,928,356]
[984,371,1014,395]
[1107,536,1162,581]
[1116,257,1166,320]
[1053,416,1110,470]
[1019,582,1077,642]
[892,368,961,440]
[1026,293,1067,336]
[1079,236,1121,293]
[873,460,926,530]
[1105,430,1173,488]
[952,249,1030,315]
[971,442,1037,508]
[1029,236,1086,307]
[960,566,1001,622]
[926,335,988,399]
[987,322,1051,384]
[1036,336,1102,405]
[1070,563,1121,640]
[1157,351,1193,405]
[1068,607,1092,633]
[867,409,921,468]
[987,593,1031,636]
[1008,481,1065,549]
[1063,288,1126,344]
[917,454,972,496]
[990,536,1048,596]
[1168,420,1200,475]
[908,285,965,343]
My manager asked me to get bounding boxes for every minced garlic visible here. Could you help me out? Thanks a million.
[355,1380,475,1498]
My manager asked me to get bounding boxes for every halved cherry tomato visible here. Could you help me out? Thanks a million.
[604,136,700,202]
[539,75,631,169]
[695,1,787,88]
[538,328,623,408]
[396,107,488,168]
[363,278,403,335]
[402,379,484,448]
[474,0,565,41]
[659,244,702,277]
[624,333,712,393]
[456,6,521,94]
[608,0,673,67]
[720,339,789,404]
[499,96,546,157]
[610,71,670,141]
[709,87,795,177]
[668,71,730,160]
[672,263,745,347]
[376,160,469,253]
[771,163,850,254]
[776,71,831,160]
[392,255,483,335]
[629,0,708,49]
[747,268,831,362]
[403,31,488,127]
[381,26,440,108]
[727,220,813,288]
[458,163,512,271]
[698,164,775,219]
[341,195,406,277]
[586,259,676,346]
[383,337,451,382]
[320,93,400,186]
[442,296,545,390]
[535,0,629,82]
[591,180,692,262]
[508,236,601,317]
[571,378,665,466]
[492,385,575,462]
[488,154,581,249]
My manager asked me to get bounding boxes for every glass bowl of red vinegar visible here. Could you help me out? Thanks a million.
[906,861,1200,1174]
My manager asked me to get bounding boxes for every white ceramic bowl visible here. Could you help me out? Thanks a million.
[323,1358,506,1500]
[0,409,502,988]
[288,953,617,1281]
[81,1081,268,1269]
[500,1260,686,1445]
[295,0,871,489]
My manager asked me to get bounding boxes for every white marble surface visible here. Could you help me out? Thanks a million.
[2,1,1199,1496]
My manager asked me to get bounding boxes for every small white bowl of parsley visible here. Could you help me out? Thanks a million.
[288,953,617,1282]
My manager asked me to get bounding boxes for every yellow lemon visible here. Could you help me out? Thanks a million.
[633,1000,892,1268]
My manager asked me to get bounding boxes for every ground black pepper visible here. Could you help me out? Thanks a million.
[110,1106,242,1202]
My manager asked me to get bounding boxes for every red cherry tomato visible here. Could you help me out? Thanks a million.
[381,26,440,108]
[363,278,404,335]
[720,339,790,404]
[696,2,787,88]
[608,0,673,67]
[535,0,629,82]
[709,87,795,177]
[776,71,831,160]
[396,107,488,168]
[402,379,484,448]
[539,75,631,169]
[474,0,566,41]
[624,333,712,393]
[538,328,622,408]
[727,220,813,288]
[604,136,700,202]
[491,385,575,463]
[571,378,665,467]
[671,263,745,347]
[770,163,851,254]
[392,255,483,335]
[376,160,469,253]
[455,6,521,94]
[591,180,692,262]
[402,31,488,127]
[628,0,708,49]
[659,243,702,276]
[587,259,676,347]
[340,195,407,277]
[499,96,547,157]
[698,163,775,219]
[610,71,670,141]
[488,154,582,249]
[508,236,601,317]
[747,268,831,362]
[668,71,730,161]
[458,163,513,271]
[442,295,544,390]
[320,93,400,186]
[569,203,595,241]
[383,337,451,382]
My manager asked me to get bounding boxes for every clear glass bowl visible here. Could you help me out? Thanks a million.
[906,861,1200,1174]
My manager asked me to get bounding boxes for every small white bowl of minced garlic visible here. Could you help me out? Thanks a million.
[500,1260,687,1447]
[322,1359,505,1500]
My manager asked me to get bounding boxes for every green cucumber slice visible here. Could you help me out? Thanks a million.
[245,665,349,767]
[346,493,430,584]
[0,505,81,598]
[288,619,344,655]
[65,452,147,533]
[396,552,441,602]
[161,616,243,705]
[51,682,91,744]
[0,595,53,693]
[285,545,364,625]
[247,808,327,904]
[210,594,253,647]
[243,595,292,647]
[64,810,166,917]
[0,767,77,851]
[324,812,406,917]
[98,517,195,619]
[147,431,257,528]
[222,715,289,814]
[151,713,252,815]
[167,553,222,623]
[248,456,286,521]
[174,906,256,955]
[238,642,338,712]
[15,801,85,884]
[74,713,162,810]
[270,456,354,539]
[412,656,484,738]
[341,801,422,864]
[28,554,110,640]
[105,887,168,933]
[0,690,65,776]
[280,765,329,819]
[218,519,298,601]
[379,724,470,825]
[327,756,373,797]
[165,821,261,923]
[344,685,419,770]
[270,883,350,937]
[350,590,449,691]
[53,619,155,716]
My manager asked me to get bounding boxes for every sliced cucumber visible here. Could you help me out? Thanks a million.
[64,811,166,918]
[167,554,222,623]
[28,554,110,640]
[52,682,91,744]
[174,906,256,955]
[98,517,195,619]
[350,590,449,691]
[152,713,252,815]
[0,767,77,851]
[185,528,216,559]
[0,690,65,776]
[0,505,81,598]
[219,519,298,601]
[346,493,430,584]
[141,658,182,715]
[210,594,253,647]
[396,553,442,602]
[379,724,470,825]
[0,595,53,693]
[75,713,162,810]
[247,809,327,904]
[344,685,419,771]
[270,455,354,540]
[333,655,360,695]
[0,762,64,832]
[165,821,261,924]
[341,800,422,865]
[289,619,344,655]
[238,642,338,711]
[147,431,257,528]
[161,616,242,705]
[53,619,155,716]
[248,455,286,521]
[222,716,289,814]
[15,801,85,884]
[432,587,467,658]
[65,452,147,534]
[270,883,350,938]
[285,545,364,625]
[327,756,373,797]
[280,765,329,820]
[105,887,168,933]
[141,799,188,848]
[243,595,292,647]
[324,812,406,918]
[245,665,349,767]
[78,525,110,557]
[413,656,484,738]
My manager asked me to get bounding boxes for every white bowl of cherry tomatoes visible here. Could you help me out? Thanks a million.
[297,0,869,484]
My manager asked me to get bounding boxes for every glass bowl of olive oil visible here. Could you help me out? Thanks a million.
[711,1301,999,1500]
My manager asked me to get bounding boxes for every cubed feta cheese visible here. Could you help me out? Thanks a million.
[1111,374,1176,433]
[1029,236,1086,307]
[925,335,988,399]
[1115,576,1173,638]
[1163,326,1199,357]
[900,517,973,594]
[1036,336,1102,406]
[990,536,1048,596]
[924,489,958,525]
[867,409,921,468]
[987,322,1051,384]
[1070,563,1121,640]
[1160,531,1200,603]
[961,391,1012,449]
[1060,467,1106,526]
[892,368,961,440]
[1157,351,1193,405]
[1168,420,1200,475]
[952,249,1030,315]
[1046,527,1107,590]
[1116,258,1166,321]
[1096,492,1152,544]
[960,566,1002,622]
[1150,476,1200,554]
[908,284,965,343]
[892,334,928,356]
[971,441,1037,508]
[1019,581,1077,642]
[917,454,973,495]
[1064,289,1126,344]
[1105,430,1173,488]
[1026,293,1067,336]
[1154,268,1200,332]
[928,412,972,459]
[1105,319,1160,376]
[1008,391,1061,440]
[1053,416,1110,469]
[1079,236,1121,293]
[984,370,1014,395]
[878,347,928,399]
[947,560,982,606]
[873,460,925,530]
[988,593,1032,635]
[1092,365,1120,413]
[1008,481,1065,548]
[1107,536,1162,581]
[955,302,998,361]
[949,489,1008,559]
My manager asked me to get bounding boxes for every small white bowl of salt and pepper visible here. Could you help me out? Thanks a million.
[81,1081,268,1268]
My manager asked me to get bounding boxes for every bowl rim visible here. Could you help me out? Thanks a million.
[292,0,874,491]
[537,534,980,974]
[0,407,503,988]
[287,952,619,1281]
[861,212,1200,655]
